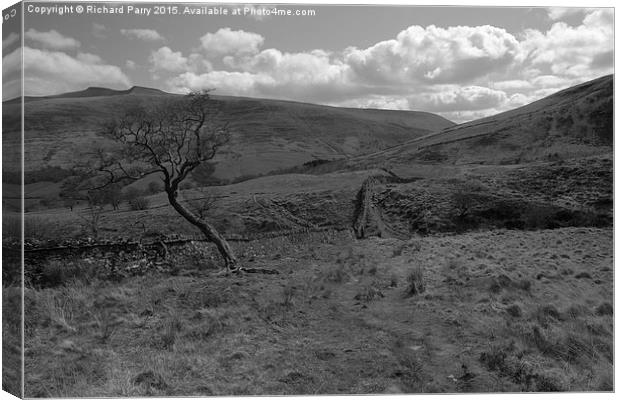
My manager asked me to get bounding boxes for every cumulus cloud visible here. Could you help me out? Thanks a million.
[150,46,189,73]
[120,28,164,41]
[200,28,264,57]
[168,70,272,96]
[344,24,520,85]
[149,46,212,76]
[165,48,355,103]
[25,29,80,50]
[155,8,613,123]
[8,7,611,123]
[3,46,131,97]
[519,9,613,79]
[156,9,612,124]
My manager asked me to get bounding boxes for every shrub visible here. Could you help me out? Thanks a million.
[595,302,613,316]
[129,196,150,210]
[533,304,562,327]
[404,267,425,297]
[354,284,384,302]
[39,259,99,287]
[147,181,162,194]
[506,304,522,318]
[563,304,588,319]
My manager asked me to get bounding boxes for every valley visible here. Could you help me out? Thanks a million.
[2,74,614,396]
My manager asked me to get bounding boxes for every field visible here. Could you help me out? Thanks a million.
[2,75,614,396]
[8,226,612,396]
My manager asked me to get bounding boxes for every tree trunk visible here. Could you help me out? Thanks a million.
[167,190,238,270]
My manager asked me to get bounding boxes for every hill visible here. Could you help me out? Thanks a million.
[349,74,613,168]
[4,86,169,104]
[2,87,455,182]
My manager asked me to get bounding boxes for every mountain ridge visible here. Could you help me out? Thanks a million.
[5,85,455,127]
[4,85,170,104]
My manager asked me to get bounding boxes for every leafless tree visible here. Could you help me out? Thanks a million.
[187,187,219,220]
[92,91,239,272]
[77,193,104,239]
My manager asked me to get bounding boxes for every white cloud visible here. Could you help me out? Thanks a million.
[334,96,410,111]
[2,46,22,89]
[7,7,611,124]
[149,46,212,76]
[344,24,520,85]
[200,28,264,57]
[439,109,502,124]
[5,46,131,97]
[165,48,352,103]
[158,9,612,123]
[493,80,534,91]
[407,86,508,113]
[120,28,164,42]
[2,32,19,51]
[150,46,189,73]
[506,92,534,108]
[25,29,80,50]
[167,70,272,96]
[519,9,613,79]
[157,9,612,124]
[76,52,103,64]
[546,7,589,21]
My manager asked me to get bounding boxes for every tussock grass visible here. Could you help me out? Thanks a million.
[22,227,613,395]
[404,267,425,297]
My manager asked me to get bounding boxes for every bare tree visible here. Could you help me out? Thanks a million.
[187,187,219,220]
[93,91,239,272]
[100,183,123,210]
[77,193,104,239]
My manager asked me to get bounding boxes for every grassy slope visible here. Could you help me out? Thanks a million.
[9,77,613,395]
[20,155,611,244]
[3,90,454,181]
[348,74,613,167]
[19,227,612,396]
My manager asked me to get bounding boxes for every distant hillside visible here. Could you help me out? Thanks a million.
[351,74,613,167]
[2,87,455,181]
[4,86,169,104]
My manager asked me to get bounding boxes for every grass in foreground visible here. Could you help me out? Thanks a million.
[21,228,613,396]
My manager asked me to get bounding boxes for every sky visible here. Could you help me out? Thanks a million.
[1,2,615,123]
